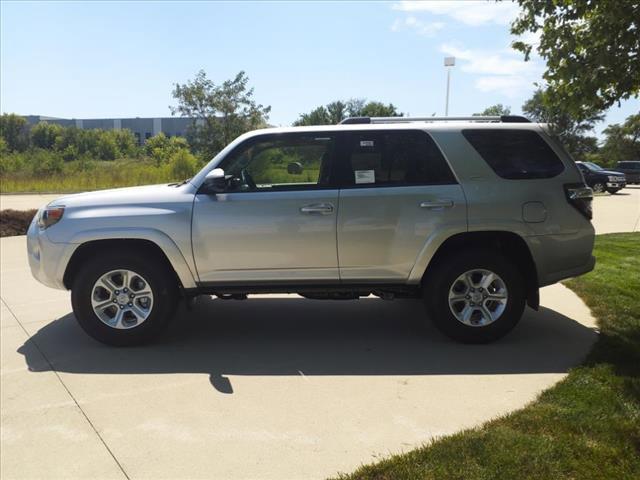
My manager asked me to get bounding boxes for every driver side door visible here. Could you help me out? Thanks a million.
[191,132,340,284]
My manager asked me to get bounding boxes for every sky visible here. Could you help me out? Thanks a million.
[1,0,638,138]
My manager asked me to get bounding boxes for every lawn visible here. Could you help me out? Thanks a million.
[335,233,640,480]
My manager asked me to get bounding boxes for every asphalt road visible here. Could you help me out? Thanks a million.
[1,187,637,479]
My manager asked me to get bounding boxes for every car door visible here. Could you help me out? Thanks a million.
[336,129,466,282]
[192,132,339,284]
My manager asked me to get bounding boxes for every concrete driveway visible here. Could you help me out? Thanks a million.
[2,187,636,479]
[1,234,598,479]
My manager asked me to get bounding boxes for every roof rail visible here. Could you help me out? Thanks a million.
[339,115,531,125]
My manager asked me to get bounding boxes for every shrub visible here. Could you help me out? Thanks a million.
[146,133,191,166]
[29,148,64,176]
[169,149,198,179]
[31,122,62,149]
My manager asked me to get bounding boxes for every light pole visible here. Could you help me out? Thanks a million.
[444,56,455,116]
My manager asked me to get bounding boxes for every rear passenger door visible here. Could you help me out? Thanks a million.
[336,129,466,282]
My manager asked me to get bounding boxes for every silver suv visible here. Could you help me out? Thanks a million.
[27,115,595,345]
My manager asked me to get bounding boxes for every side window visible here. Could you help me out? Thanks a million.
[221,134,334,191]
[343,130,456,187]
[462,129,565,179]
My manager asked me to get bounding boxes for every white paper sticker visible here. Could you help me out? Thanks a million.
[360,140,374,147]
[355,169,375,184]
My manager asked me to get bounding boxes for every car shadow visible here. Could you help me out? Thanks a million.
[18,296,597,394]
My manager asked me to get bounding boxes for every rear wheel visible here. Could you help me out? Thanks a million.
[424,249,526,343]
[71,249,178,346]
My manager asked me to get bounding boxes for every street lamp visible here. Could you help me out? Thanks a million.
[444,56,455,116]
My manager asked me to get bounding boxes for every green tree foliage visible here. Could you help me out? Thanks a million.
[30,122,63,149]
[473,104,511,116]
[145,133,190,166]
[596,114,640,167]
[293,98,402,126]
[0,113,29,152]
[511,0,640,119]
[522,89,602,161]
[168,149,198,179]
[171,70,271,160]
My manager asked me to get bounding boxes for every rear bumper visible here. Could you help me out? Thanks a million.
[540,255,595,286]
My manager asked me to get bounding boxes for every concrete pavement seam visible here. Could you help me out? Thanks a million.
[1,297,131,480]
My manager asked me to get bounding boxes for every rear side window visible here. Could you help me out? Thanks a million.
[342,130,456,187]
[619,162,640,170]
[462,129,564,179]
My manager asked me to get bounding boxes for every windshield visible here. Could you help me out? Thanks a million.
[584,162,603,171]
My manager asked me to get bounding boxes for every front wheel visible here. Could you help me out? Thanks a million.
[606,188,620,194]
[424,249,526,343]
[592,182,605,193]
[71,250,179,346]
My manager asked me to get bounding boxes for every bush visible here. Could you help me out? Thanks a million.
[169,149,198,179]
[146,133,191,166]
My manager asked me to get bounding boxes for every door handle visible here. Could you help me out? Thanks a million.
[420,199,454,209]
[300,203,334,215]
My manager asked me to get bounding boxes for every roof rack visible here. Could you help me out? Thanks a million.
[340,115,531,125]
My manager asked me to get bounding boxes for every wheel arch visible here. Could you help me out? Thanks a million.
[63,235,196,291]
[419,231,540,310]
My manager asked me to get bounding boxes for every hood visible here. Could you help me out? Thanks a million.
[596,169,626,176]
[48,183,194,209]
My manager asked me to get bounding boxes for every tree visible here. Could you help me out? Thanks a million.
[30,122,62,150]
[171,70,271,160]
[168,149,199,180]
[597,114,640,166]
[145,132,190,166]
[522,89,602,161]
[511,0,640,119]
[0,113,29,152]
[293,98,402,126]
[473,104,511,116]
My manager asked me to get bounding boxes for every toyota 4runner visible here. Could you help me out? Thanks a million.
[27,115,596,345]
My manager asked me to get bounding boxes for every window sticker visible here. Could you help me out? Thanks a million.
[355,169,375,184]
[360,140,375,147]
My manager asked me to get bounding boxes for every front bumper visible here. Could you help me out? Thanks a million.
[606,182,626,189]
[27,217,77,290]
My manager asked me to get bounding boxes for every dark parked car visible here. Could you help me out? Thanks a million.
[616,161,640,184]
[575,161,627,194]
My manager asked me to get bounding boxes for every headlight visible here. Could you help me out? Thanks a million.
[608,176,617,181]
[38,206,65,229]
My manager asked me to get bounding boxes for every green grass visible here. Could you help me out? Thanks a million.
[335,233,640,480]
[0,159,179,193]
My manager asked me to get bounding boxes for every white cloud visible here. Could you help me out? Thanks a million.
[393,1,519,26]
[439,42,541,97]
[441,42,536,76]
[391,16,445,37]
[475,76,533,97]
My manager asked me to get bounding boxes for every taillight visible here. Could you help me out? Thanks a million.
[38,206,65,229]
[564,183,593,220]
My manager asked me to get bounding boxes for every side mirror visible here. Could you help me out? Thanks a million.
[287,162,303,175]
[203,168,227,193]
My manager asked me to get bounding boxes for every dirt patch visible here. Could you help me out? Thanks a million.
[0,209,37,237]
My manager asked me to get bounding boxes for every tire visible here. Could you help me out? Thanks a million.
[71,249,179,346]
[592,182,605,193]
[423,249,526,343]
[606,188,620,194]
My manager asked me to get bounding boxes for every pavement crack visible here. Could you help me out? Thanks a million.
[2,297,131,480]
